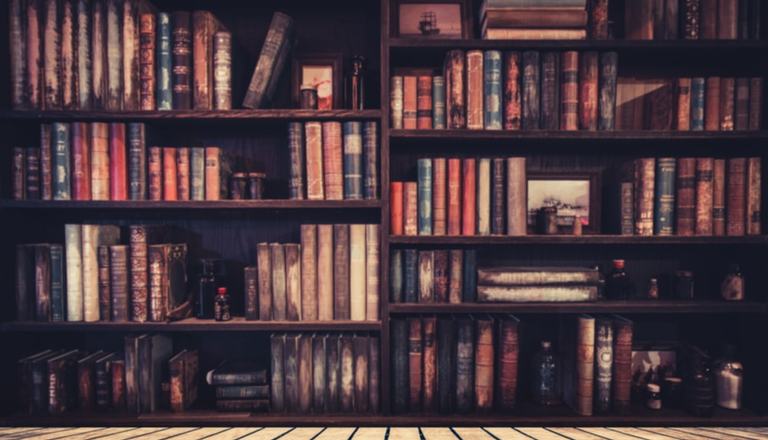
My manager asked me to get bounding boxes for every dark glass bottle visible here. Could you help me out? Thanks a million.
[195,259,217,319]
[214,287,232,321]
[606,259,634,299]
[349,55,365,110]
[531,340,560,406]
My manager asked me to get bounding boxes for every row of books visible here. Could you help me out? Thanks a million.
[479,0,592,40]
[390,157,528,236]
[8,1,232,111]
[391,315,634,415]
[626,0,762,41]
[15,224,189,323]
[244,224,380,322]
[270,333,380,413]
[390,249,477,304]
[287,122,379,201]
[616,77,763,131]
[207,361,269,412]
[392,50,618,131]
[11,123,228,201]
[625,157,761,236]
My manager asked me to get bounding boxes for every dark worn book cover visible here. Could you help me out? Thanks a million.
[521,51,540,130]
[243,12,294,109]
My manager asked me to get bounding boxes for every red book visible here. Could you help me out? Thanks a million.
[504,52,521,130]
[403,76,417,130]
[462,158,476,236]
[447,158,462,235]
[148,147,162,201]
[163,147,178,201]
[720,77,735,131]
[579,51,598,130]
[322,121,343,200]
[726,158,746,236]
[404,182,418,236]
[390,182,404,235]
[176,147,190,200]
[705,77,721,131]
[432,158,447,235]
[90,123,109,201]
[108,123,127,200]
[713,159,727,236]
[747,157,761,235]
[560,51,579,131]
[71,122,91,200]
[408,319,423,411]
[417,76,433,129]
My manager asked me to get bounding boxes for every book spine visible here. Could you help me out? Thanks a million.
[404,182,418,236]
[403,249,418,303]
[433,76,446,129]
[363,122,378,200]
[403,76,417,129]
[749,0,761,39]
[365,224,380,320]
[61,0,75,109]
[462,159,476,236]
[498,318,519,411]
[270,334,285,411]
[477,158,491,236]
[156,12,172,110]
[171,11,192,109]
[40,125,52,200]
[634,158,655,236]
[176,147,190,200]
[432,158,447,235]
[727,158,747,236]
[695,158,715,235]
[284,244,301,321]
[300,225,318,321]
[71,123,90,200]
[462,249,477,302]
[163,147,178,200]
[683,0,701,39]
[466,50,484,130]
[89,0,104,109]
[521,51,540,130]
[540,52,559,130]
[417,159,433,235]
[129,226,148,322]
[718,0,738,39]
[313,335,326,411]
[455,319,474,413]
[713,159,727,235]
[594,319,613,414]
[52,123,71,200]
[390,182,404,235]
[447,158,462,235]
[64,225,83,321]
[212,31,232,109]
[25,148,41,200]
[598,52,618,130]
[110,245,129,321]
[81,225,101,322]
[705,77,721,131]
[560,51,579,130]
[288,122,305,200]
[690,77,706,130]
[720,77,735,130]
[139,12,155,110]
[653,158,676,236]
[735,78,750,130]
[285,336,298,410]
[43,0,61,109]
[477,285,597,302]
[422,317,437,412]
[343,122,363,200]
[620,181,634,235]
[408,318,423,411]
[127,123,146,200]
[190,147,205,200]
[50,244,65,322]
[506,157,527,236]
[13,148,25,200]
[26,0,42,109]
[418,251,434,303]
[333,224,350,319]
[192,11,213,110]
[749,78,762,130]
[676,158,696,236]
[390,249,403,303]
[417,75,433,129]
[445,50,466,129]
[677,78,692,130]
[9,0,25,109]
[491,158,505,235]
[349,224,367,321]
[437,318,455,413]
[576,316,595,416]
[354,335,370,412]
[108,123,127,200]
[244,267,258,320]
[34,245,51,321]
[504,52,522,130]
[433,250,449,303]
[475,318,494,412]
[340,336,354,412]
[97,245,111,320]
[589,0,609,39]
[625,0,654,39]
[256,243,272,320]
[391,76,403,129]
[89,123,108,200]
[370,335,380,412]
[449,249,463,304]
[392,320,408,413]
[204,146,221,200]
[612,319,634,413]
[122,0,139,110]
[105,0,121,111]
[747,157,761,235]
[270,243,287,320]
[148,244,168,322]
[242,12,294,109]
[15,245,31,321]
[298,335,313,413]
[147,147,162,200]
[305,122,324,200]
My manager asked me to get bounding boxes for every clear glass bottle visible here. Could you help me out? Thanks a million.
[714,346,743,410]
[721,264,745,301]
[195,259,216,319]
[531,340,560,406]
[214,287,232,322]
[606,259,634,299]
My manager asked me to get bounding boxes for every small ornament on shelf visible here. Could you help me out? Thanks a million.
[721,264,744,301]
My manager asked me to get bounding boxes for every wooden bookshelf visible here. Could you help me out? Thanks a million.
[388,301,768,315]
[0,109,382,122]
[389,235,768,246]
[0,200,382,211]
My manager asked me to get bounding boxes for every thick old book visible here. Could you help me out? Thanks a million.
[109,123,127,200]
[506,157,527,236]
[612,316,634,413]
[540,52,560,130]
[483,28,587,39]
[417,75,432,129]
[404,182,418,236]
[363,122,378,200]
[422,317,437,412]
[676,158,696,236]
[33,245,51,321]
[598,52,618,130]
[322,122,344,200]
[677,78,692,130]
[13,148,25,200]
[244,266,258,320]
[718,0,738,39]
[447,159,462,235]
[204,147,221,200]
[270,243,287,320]
[353,335,369,412]
[433,76,446,129]
[433,250,449,303]
[52,123,71,200]
[521,51,540,130]
[391,76,404,129]
[156,12,172,110]
[491,158,505,234]
[683,0,701,38]
[317,225,334,320]
[727,158,747,236]
[497,316,519,411]
[695,158,715,235]
[720,77,735,130]
[403,76,417,129]
[340,336,354,412]
[463,250,477,303]
[213,31,232,110]
[270,334,285,411]
[408,318,423,411]
[369,335,380,412]
[433,158,447,235]
[691,77,705,130]
[26,0,43,109]
[418,251,434,303]
[455,318,474,413]
[477,158,491,236]
[462,159,477,236]
[40,125,52,200]
[594,318,613,414]
[122,0,141,111]
[391,249,403,303]
[171,11,192,109]
[109,245,130,321]
[9,0,24,109]
[216,399,269,412]
[305,122,324,200]
[64,225,83,321]
[82,225,120,321]
[169,350,199,412]
[147,147,161,200]
[284,244,301,321]
[26,148,40,200]
[334,224,350,320]
[50,244,65,322]
[404,249,418,303]
[312,334,326,411]
[735,78,750,130]
[366,224,380,321]
[176,147,190,200]
[256,244,272,321]
[625,0,654,39]
[208,361,268,385]
[42,0,61,110]
[445,50,466,129]
[475,317,494,413]
[504,52,522,130]
[243,12,294,108]
[747,157,761,235]
[288,122,305,199]
[130,225,155,322]
[634,158,655,236]
[620,181,634,235]
[90,123,109,200]
[560,51,579,130]
[478,266,600,285]
[449,250,463,304]
[705,77,720,131]
[104,0,122,111]
[467,50,484,130]
[349,224,367,321]
[300,225,318,321]
[71,124,90,201]
[297,334,312,413]
[575,315,595,416]
[148,244,169,322]
[343,122,364,200]
[392,320,408,412]
[139,11,156,110]
[192,11,220,110]
[749,78,762,130]
[478,285,598,302]
[713,159,727,235]
[417,158,433,235]
[653,158,676,236]
[128,123,146,200]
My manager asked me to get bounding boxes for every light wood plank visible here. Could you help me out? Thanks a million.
[0,428,48,436]
[350,428,387,440]
[700,428,768,440]
[546,428,608,440]
[580,427,644,440]
[12,428,78,439]
[516,428,568,439]
[738,429,768,436]
[100,428,194,440]
[451,428,495,440]
[388,428,421,440]
[46,427,139,440]
[16,427,104,440]
[313,428,356,440]
[239,427,292,440]
[482,427,530,440]
[607,427,677,440]
[638,427,716,440]
[277,427,323,440]
[203,428,263,440]
[420,428,459,440]
[129,427,202,440]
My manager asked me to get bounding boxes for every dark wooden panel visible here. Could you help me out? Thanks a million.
[388,301,768,315]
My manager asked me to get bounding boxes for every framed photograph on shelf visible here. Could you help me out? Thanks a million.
[291,53,344,110]
[393,0,472,39]
[526,170,601,234]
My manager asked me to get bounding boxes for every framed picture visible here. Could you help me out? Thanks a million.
[291,53,343,110]
[393,0,472,39]
[526,171,601,234]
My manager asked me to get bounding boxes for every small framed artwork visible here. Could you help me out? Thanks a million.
[527,171,601,234]
[393,0,472,39]
[291,53,343,110]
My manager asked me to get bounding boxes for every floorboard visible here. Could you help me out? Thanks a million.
[312,427,356,440]
[546,427,607,440]
[238,427,292,440]
[451,427,496,440]
[516,427,569,439]
[699,427,768,440]
[420,427,458,440]
[388,428,420,440]
[350,427,387,440]
[277,427,323,440]
[578,427,644,440]
[481,427,531,440]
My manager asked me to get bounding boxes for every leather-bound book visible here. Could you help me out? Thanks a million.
[25,148,40,200]
[122,0,140,111]
[497,316,519,411]
[350,224,367,321]
[42,0,61,109]
[598,52,618,130]
[284,244,301,321]
[560,51,579,130]
[475,317,494,413]
[504,52,522,130]
[433,250,449,303]
[491,158,505,234]
[25,0,42,109]
[727,158,747,236]
[433,158,447,235]
[462,158,476,236]
[612,315,634,414]
[578,52,599,131]
[40,125,52,200]
[148,245,168,322]
[575,315,595,416]
[449,250,463,304]
[625,0,654,39]
[139,11,156,110]
[83,225,120,321]
[204,146,221,200]
[433,76,446,129]
[747,157,761,235]
[244,267,258,320]
[326,335,340,412]
[243,12,294,109]
[48,350,83,413]
[467,50,484,130]
[90,0,105,109]
[288,122,305,199]
[313,334,326,411]
[343,122,363,200]
[676,158,696,236]
[317,225,333,321]
[284,334,299,411]
[192,11,218,110]
[653,158,676,236]
[9,0,24,109]
[677,78,692,130]
[506,157,526,236]
[695,158,714,235]
[422,317,437,412]
[594,318,613,414]
[354,335,370,412]
[333,224,350,319]
[463,250,477,302]
[128,123,146,200]
[417,75,433,129]
[256,243,272,320]
[105,0,122,110]
[735,78,750,130]
[89,123,109,200]
[404,181,418,236]
[648,80,675,130]
[683,0,701,39]
[392,319,409,413]
[77,351,104,411]
[300,225,318,321]
[720,77,735,130]
[666,0,680,38]
[718,0,738,39]
[340,336,354,412]
[749,78,762,130]
[323,121,344,200]
[418,158,433,235]
[455,318,474,413]
[64,225,83,321]
[61,0,75,109]
[589,0,609,39]
[391,182,404,235]
[391,249,403,303]
[270,243,287,320]
[408,318,423,411]
[445,50,466,129]
[447,158,462,235]
[363,122,378,200]
[366,224,380,321]
[16,245,34,321]
[484,50,502,130]
[171,11,192,109]
[634,158,656,236]
[12,148,25,200]
[404,249,418,303]
[437,318,456,413]
[33,245,51,321]
[213,31,232,110]
[97,246,111,320]
[418,250,434,303]
[713,159,727,235]
[148,147,162,201]
[705,77,721,131]
[109,123,127,201]
[370,335,380,412]
[477,158,491,236]
[305,122,324,200]
[50,244,65,322]
[176,147,190,200]
[391,76,404,129]
[749,0,761,39]
[540,52,560,130]
[163,147,178,201]
[129,225,158,322]
[52,123,71,200]
[403,76,417,129]
[691,77,706,130]
[521,51,540,130]
[298,335,313,413]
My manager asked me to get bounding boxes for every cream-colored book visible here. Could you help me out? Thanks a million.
[477,158,491,235]
[300,225,317,320]
[317,225,334,320]
[65,224,83,321]
[349,224,366,321]
[284,244,301,321]
[365,224,380,321]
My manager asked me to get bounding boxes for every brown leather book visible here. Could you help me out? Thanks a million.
[403,76,418,129]
[432,158,447,235]
[404,182,418,236]
[589,0,609,39]
[305,122,324,200]
[417,75,433,129]
[560,51,579,131]
[445,50,466,129]
[163,147,178,201]
[390,182,404,235]
[705,77,721,130]
[89,123,110,201]
[300,225,318,321]
[676,158,696,236]
[433,250,449,303]
[271,243,287,320]
[121,0,140,110]
[612,316,634,414]
[110,244,129,322]
[176,148,190,200]
[128,226,154,322]
[727,158,747,236]
[244,267,258,320]
[12,148,25,200]
[422,317,437,412]
[695,158,714,235]
[625,0,654,39]
[634,158,656,236]
[576,315,595,416]
[171,11,192,109]
[148,147,162,201]
[747,157,761,235]
[284,244,301,321]
[322,122,343,200]
[33,245,51,321]
[462,158,476,236]
[71,123,91,201]
[713,159,727,235]
[109,123,127,200]
[701,0,718,38]
[256,243,272,320]
[467,51,484,130]
[340,335,354,412]
[579,51,599,130]
[720,77,735,131]
[735,78,750,130]
[42,0,61,109]
[497,316,519,411]
[677,78,692,130]
[192,11,219,110]
[317,225,334,320]
[148,244,169,322]
[369,335,380,412]
[409,318,423,411]
[97,246,111,320]
[718,0,738,39]
[749,78,763,130]
[61,0,75,109]
[298,334,313,413]
[333,224,350,320]
[506,157,527,236]
[25,0,43,109]
[418,251,434,303]
[491,158,505,234]
[39,125,52,200]
[447,158,462,235]
[449,250,463,304]
[504,52,522,130]
[474,317,494,413]
[354,335,370,412]
[139,12,156,110]
[204,146,221,200]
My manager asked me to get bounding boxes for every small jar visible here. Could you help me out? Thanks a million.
[572,216,583,236]
[214,287,232,321]
[247,172,266,200]
[538,207,558,234]
[300,86,318,109]
[721,264,744,301]
[229,172,247,200]
[646,383,662,410]
[647,278,659,299]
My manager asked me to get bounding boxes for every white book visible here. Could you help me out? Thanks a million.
[477,158,491,235]
[65,224,83,321]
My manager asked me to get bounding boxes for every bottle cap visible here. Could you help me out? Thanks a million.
[612,259,625,269]
[217,287,227,295]
[647,383,660,393]
[664,376,682,384]
[541,340,551,349]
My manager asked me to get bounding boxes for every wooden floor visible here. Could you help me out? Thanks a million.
[0,427,767,440]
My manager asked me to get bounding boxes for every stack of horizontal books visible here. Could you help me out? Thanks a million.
[480,0,588,40]
[476,266,601,302]
[207,361,269,412]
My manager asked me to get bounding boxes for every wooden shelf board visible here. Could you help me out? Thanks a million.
[0,318,381,333]
[388,301,767,314]
[389,38,768,51]
[390,129,768,141]
[389,234,768,245]
[0,109,382,122]
[0,200,382,210]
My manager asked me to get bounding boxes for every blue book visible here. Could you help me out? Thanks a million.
[432,76,446,129]
[462,249,477,302]
[390,249,403,303]
[403,249,418,303]
[417,158,432,235]
[190,147,205,200]
[343,121,363,200]
[128,123,146,200]
[156,12,173,110]
[653,157,677,235]
[50,244,65,322]
[690,77,705,131]
[52,123,71,200]
[363,122,378,200]
[483,50,503,130]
